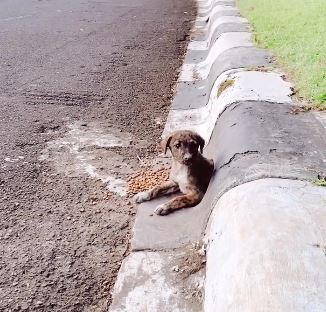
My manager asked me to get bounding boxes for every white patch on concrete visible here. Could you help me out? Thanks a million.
[84,164,127,197]
[110,252,199,312]
[165,70,293,143]
[189,16,248,50]
[66,122,131,148]
[179,32,253,81]
[40,121,135,196]
[205,178,326,312]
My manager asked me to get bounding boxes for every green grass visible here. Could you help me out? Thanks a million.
[217,79,235,97]
[313,176,326,187]
[237,0,326,109]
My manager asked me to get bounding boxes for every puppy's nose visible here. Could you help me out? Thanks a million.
[184,153,192,161]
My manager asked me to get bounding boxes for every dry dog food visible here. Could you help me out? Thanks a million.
[127,167,170,196]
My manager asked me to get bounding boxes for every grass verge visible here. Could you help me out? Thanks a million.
[313,176,326,187]
[237,0,326,110]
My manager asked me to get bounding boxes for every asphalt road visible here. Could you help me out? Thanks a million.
[0,0,195,311]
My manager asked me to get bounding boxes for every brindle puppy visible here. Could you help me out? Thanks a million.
[134,130,214,215]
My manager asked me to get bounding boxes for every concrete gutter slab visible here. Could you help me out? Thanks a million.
[131,194,211,250]
[110,250,204,312]
[205,178,326,312]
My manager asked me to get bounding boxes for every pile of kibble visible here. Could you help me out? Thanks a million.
[127,167,170,196]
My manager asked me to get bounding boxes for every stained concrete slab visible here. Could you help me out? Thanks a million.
[110,249,204,312]
[132,101,326,251]
[205,178,326,312]
[180,32,253,81]
[172,47,272,110]
[165,70,293,143]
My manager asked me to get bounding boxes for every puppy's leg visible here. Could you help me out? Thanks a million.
[155,191,202,215]
[134,181,179,203]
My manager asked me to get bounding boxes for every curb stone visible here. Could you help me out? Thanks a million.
[205,179,326,311]
[109,0,326,310]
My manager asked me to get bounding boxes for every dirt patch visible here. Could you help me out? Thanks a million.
[173,243,206,280]
[171,244,206,304]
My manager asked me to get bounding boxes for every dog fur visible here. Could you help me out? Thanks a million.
[134,130,214,215]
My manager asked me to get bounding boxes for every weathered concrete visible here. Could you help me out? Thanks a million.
[180,32,253,81]
[205,178,326,312]
[132,101,326,251]
[196,11,238,28]
[198,0,234,15]
[173,47,272,110]
[196,6,237,24]
[110,249,204,312]
[188,17,249,53]
[165,70,293,142]
[202,101,326,221]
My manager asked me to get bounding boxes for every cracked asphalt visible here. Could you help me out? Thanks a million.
[0,0,196,311]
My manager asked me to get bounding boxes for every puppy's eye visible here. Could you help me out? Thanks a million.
[175,143,180,148]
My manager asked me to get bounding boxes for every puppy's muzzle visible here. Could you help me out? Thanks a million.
[183,153,193,164]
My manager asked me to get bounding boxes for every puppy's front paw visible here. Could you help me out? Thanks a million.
[154,204,171,216]
[134,191,151,204]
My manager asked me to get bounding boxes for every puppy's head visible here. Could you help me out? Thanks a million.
[162,130,205,165]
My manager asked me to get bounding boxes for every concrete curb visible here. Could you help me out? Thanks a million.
[205,178,326,311]
[109,0,326,310]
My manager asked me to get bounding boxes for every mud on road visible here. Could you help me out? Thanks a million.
[0,0,196,311]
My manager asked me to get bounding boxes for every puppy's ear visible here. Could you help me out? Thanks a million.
[161,135,173,154]
[194,134,205,153]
